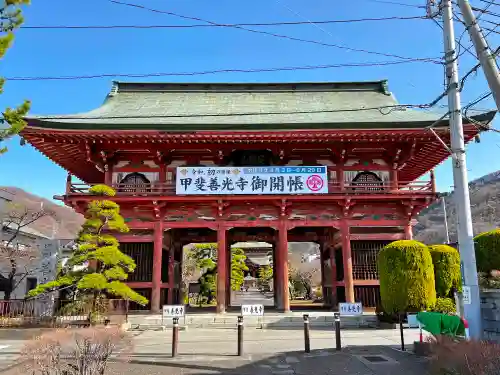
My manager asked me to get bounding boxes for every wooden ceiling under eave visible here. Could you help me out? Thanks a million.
[21,125,481,185]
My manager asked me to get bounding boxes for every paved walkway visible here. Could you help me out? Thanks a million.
[231,288,275,307]
[0,328,429,375]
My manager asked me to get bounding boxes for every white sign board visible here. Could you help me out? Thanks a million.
[339,302,363,316]
[176,166,329,195]
[162,305,186,318]
[242,304,264,316]
[462,286,471,305]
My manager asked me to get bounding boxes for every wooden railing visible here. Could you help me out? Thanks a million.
[68,180,435,196]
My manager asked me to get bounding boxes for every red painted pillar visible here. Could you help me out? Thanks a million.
[278,221,290,312]
[404,222,413,240]
[341,221,354,303]
[337,168,345,191]
[430,169,436,194]
[320,247,326,302]
[66,173,72,194]
[216,226,227,313]
[389,166,398,191]
[274,234,281,308]
[104,166,113,186]
[329,247,337,308]
[151,221,163,313]
[167,244,175,304]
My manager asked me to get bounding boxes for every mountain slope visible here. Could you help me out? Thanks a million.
[415,171,500,244]
[0,186,84,239]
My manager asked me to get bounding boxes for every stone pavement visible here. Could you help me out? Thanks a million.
[0,328,429,375]
[103,345,428,375]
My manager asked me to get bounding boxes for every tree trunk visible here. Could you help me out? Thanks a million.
[3,277,14,301]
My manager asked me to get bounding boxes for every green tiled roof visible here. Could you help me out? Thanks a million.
[25,81,497,130]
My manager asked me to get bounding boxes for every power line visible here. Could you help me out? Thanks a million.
[478,0,500,7]
[108,0,442,63]
[471,6,500,18]
[20,15,428,30]
[31,95,453,120]
[4,59,441,82]
[359,0,426,9]
[459,46,500,90]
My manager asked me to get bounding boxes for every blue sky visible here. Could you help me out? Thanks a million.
[0,0,498,201]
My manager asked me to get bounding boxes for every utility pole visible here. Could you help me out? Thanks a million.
[441,0,482,339]
[442,196,450,244]
[457,0,500,111]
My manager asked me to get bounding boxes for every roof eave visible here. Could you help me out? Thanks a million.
[22,110,497,132]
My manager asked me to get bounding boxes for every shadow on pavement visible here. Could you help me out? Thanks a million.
[106,345,430,375]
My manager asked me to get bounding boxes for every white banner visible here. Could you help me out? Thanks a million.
[176,166,328,195]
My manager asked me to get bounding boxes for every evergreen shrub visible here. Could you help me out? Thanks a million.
[474,229,500,274]
[432,297,456,315]
[377,240,436,313]
[429,244,461,297]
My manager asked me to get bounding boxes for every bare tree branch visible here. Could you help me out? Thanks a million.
[0,203,54,299]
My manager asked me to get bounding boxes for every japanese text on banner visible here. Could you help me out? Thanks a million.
[176,166,328,195]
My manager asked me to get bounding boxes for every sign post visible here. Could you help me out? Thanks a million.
[162,305,185,357]
[334,312,341,351]
[338,302,363,316]
[237,316,244,356]
[241,304,264,317]
[303,314,311,353]
[462,286,471,305]
[162,305,186,320]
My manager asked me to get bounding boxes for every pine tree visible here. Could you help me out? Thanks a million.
[257,265,273,290]
[28,185,148,316]
[188,243,248,302]
[258,265,273,282]
[1,0,31,154]
[230,247,248,291]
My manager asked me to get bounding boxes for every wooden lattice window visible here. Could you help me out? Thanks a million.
[351,171,383,191]
[119,172,151,194]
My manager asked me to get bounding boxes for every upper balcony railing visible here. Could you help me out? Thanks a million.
[67,180,435,197]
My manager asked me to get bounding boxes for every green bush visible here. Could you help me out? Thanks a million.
[429,244,461,297]
[432,297,456,315]
[89,184,116,197]
[378,240,436,313]
[474,229,500,274]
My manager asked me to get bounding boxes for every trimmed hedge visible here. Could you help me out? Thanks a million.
[429,244,461,297]
[474,229,500,274]
[432,297,456,315]
[378,240,436,313]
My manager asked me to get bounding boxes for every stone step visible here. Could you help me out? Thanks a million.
[126,314,378,330]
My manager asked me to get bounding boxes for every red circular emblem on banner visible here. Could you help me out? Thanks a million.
[306,175,324,191]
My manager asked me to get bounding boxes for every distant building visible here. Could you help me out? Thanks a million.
[0,189,63,300]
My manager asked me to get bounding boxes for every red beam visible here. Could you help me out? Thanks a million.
[336,280,380,286]
[67,192,436,203]
[348,220,407,227]
[116,235,154,242]
[112,219,411,232]
[127,221,155,229]
[349,233,404,241]
[126,282,152,288]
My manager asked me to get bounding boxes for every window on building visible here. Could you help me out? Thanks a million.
[26,277,37,294]
[118,172,151,193]
[351,171,383,191]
